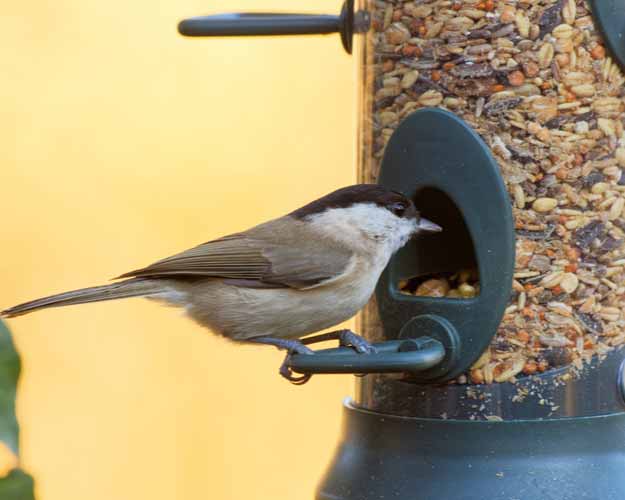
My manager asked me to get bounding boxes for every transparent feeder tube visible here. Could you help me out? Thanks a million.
[353,0,625,419]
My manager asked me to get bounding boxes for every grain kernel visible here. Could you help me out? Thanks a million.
[560,273,579,294]
[508,70,525,87]
[418,90,443,106]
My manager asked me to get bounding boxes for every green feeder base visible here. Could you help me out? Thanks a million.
[317,402,625,500]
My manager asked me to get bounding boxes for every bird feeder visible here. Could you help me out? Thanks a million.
[178,1,625,499]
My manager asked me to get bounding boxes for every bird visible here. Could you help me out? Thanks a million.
[1,184,441,383]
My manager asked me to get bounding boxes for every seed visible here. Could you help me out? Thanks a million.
[401,70,419,89]
[555,38,574,53]
[575,121,589,134]
[381,60,395,72]
[522,61,539,78]
[513,184,525,209]
[415,279,449,297]
[517,291,527,309]
[500,5,516,24]
[553,24,574,39]
[470,369,485,384]
[616,148,625,167]
[472,350,491,370]
[591,44,606,60]
[460,8,486,20]
[562,0,576,25]
[378,111,398,126]
[591,182,609,194]
[385,23,411,45]
[508,70,525,87]
[599,310,620,321]
[610,198,625,220]
[410,5,432,18]
[523,361,538,375]
[539,334,569,347]
[560,273,579,294]
[592,97,622,115]
[515,11,530,38]
[598,118,616,137]
[532,197,558,212]
[458,283,477,298]
[382,77,400,89]
[483,363,495,385]
[555,53,570,67]
[529,23,540,40]
[538,43,555,68]
[564,72,593,86]
[540,271,564,288]
[571,84,595,97]
[529,96,558,123]
[418,90,443,106]
[401,45,421,57]
[424,21,443,39]
[443,97,461,109]
[537,127,551,142]
[494,356,526,383]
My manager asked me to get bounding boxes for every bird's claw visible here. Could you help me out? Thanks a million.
[337,330,378,354]
[279,351,313,385]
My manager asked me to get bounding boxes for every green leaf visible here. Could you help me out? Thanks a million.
[0,321,35,499]
[0,470,35,500]
[0,321,20,454]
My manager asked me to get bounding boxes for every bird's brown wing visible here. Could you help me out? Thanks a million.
[116,222,352,289]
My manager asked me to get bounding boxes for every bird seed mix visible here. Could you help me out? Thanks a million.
[357,0,625,384]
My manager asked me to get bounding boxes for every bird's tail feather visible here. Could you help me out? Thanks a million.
[0,278,162,318]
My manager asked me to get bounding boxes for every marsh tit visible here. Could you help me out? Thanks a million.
[1,184,441,383]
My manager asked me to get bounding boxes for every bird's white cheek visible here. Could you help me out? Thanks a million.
[388,220,418,253]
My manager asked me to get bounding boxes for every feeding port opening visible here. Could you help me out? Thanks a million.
[397,187,480,300]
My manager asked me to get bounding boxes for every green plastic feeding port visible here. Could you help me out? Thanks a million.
[288,108,514,379]
[588,0,625,72]
[375,108,515,382]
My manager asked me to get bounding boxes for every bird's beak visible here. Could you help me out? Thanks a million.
[417,217,442,233]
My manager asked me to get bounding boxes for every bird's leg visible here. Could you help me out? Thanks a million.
[250,337,314,385]
[278,356,312,386]
[301,329,377,354]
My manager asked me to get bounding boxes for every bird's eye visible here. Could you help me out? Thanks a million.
[389,202,406,217]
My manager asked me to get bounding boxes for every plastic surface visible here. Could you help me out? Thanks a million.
[178,0,357,53]
[375,108,515,381]
[398,314,461,379]
[288,337,445,374]
[317,401,625,500]
[588,0,625,72]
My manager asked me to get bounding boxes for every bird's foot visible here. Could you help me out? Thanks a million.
[250,337,314,385]
[338,330,377,354]
[279,354,312,385]
[250,332,376,385]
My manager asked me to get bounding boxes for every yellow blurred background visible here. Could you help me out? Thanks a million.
[1,1,355,498]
